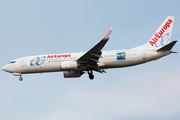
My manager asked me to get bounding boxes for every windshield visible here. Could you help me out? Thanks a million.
[10,61,16,64]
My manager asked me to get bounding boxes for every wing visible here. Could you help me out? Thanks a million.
[77,26,113,70]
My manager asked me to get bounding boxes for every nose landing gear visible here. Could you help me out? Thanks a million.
[13,73,23,81]
[19,76,23,81]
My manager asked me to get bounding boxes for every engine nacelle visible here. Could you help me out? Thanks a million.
[63,71,83,78]
[60,61,78,70]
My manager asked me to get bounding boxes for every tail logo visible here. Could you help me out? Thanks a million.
[149,19,173,47]
[155,32,170,48]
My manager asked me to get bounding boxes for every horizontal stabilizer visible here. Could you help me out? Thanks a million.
[170,51,178,53]
[157,40,177,52]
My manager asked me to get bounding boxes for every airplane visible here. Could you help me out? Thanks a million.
[2,16,177,81]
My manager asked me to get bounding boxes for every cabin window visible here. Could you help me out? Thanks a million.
[10,61,16,64]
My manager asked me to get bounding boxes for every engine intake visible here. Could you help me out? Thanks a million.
[63,71,84,78]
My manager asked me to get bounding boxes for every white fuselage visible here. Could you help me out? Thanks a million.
[3,49,170,74]
[2,16,176,80]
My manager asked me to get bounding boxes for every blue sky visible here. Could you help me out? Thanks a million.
[0,0,180,120]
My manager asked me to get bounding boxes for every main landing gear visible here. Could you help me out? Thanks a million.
[19,76,23,81]
[87,69,94,80]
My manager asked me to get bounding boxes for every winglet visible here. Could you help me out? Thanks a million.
[105,26,113,38]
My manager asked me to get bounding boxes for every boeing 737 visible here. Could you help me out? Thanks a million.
[2,16,177,81]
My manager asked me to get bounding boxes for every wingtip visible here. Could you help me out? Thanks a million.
[105,26,113,38]
[110,26,113,30]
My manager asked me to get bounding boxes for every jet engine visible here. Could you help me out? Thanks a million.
[60,61,78,70]
[63,71,84,78]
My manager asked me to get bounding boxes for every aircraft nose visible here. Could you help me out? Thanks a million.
[2,65,9,72]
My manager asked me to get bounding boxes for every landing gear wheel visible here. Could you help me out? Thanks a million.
[89,74,94,80]
[87,69,94,80]
[19,77,23,81]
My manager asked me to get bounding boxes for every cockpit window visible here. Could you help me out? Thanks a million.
[10,61,16,64]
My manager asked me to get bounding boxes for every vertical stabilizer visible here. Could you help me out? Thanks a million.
[134,16,175,50]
